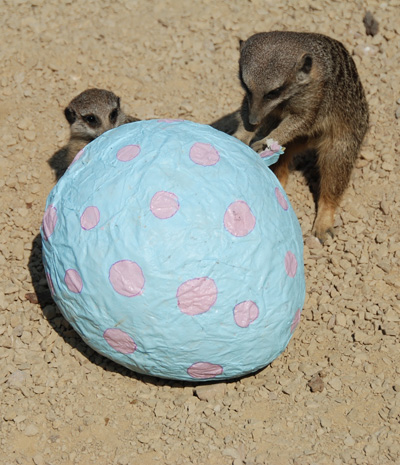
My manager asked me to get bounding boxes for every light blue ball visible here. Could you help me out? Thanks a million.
[41,120,305,381]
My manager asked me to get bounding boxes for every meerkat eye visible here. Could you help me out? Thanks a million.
[109,108,119,124]
[263,86,285,101]
[83,114,99,127]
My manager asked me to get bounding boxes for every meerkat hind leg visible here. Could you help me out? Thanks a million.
[313,140,356,243]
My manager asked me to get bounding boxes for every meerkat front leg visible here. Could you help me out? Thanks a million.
[233,122,257,145]
[251,112,312,153]
[211,109,256,145]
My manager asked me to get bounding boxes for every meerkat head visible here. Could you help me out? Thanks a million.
[239,32,313,126]
[64,88,126,142]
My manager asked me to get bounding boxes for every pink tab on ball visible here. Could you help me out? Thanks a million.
[260,141,282,158]
[65,269,83,293]
[177,277,218,315]
[234,300,259,328]
[291,309,301,333]
[80,206,100,230]
[109,260,145,297]
[116,144,141,162]
[150,191,179,219]
[104,328,137,354]
[224,200,256,237]
[285,251,298,278]
[187,362,223,379]
[43,205,57,241]
[275,187,288,211]
[189,142,220,166]
[260,148,275,158]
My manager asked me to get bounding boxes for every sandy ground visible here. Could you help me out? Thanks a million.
[1,1,400,464]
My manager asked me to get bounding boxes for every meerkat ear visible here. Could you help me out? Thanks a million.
[64,106,76,124]
[300,54,313,73]
[239,39,245,51]
[116,97,121,108]
[296,54,313,83]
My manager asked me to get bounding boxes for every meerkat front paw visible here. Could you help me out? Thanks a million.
[250,139,266,153]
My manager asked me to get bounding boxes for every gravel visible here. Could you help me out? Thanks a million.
[1,1,399,464]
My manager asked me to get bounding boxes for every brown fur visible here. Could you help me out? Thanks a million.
[212,31,369,243]
[64,88,139,165]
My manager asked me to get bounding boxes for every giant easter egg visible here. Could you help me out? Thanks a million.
[41,120,305,381]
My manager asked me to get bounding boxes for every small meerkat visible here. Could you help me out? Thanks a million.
[64,88,139,165]
[213,31,369,243]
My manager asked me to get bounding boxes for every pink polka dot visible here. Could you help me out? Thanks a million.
[80,206,100,230]
[224,201,256,237]
[275,187,288,211]
[150,191,179,219]
[117,145,141,162]
[65,269,83,293]
[176,277,218,315]
[189,142,220,166]
[46,271,55,295]
[104,328,137,354]
[71,148,84,165]
[42,205,57,241]
[285,251,298,278]
[109,260,145,297]
[234,301,259,328]
[157,119,184,123]
[187,362,223,379]
[291,309,301,333]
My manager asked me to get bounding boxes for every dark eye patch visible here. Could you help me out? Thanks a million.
[263,85,285,101]
[83,114,100,128]
[109,108,119,124]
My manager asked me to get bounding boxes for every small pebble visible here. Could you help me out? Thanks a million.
[194,383,227,402]
[328,377,342,391]
[24,424,39,437]
[308,374,325,393]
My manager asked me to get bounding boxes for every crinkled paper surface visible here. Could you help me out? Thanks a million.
[41,120,305,381]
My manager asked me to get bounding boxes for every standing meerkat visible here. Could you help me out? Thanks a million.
[64,88,139,165]
[213,31,369,243]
